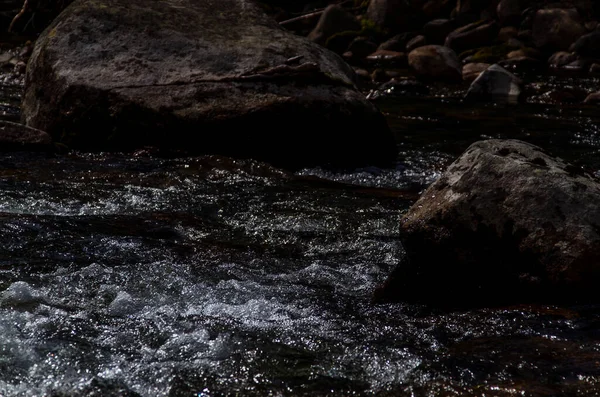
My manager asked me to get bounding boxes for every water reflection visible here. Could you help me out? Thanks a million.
[1,75,600,395]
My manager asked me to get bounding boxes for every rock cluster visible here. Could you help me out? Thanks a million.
[276,0,600,101]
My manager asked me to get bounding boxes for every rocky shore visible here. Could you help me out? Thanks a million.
[267,0,600,103]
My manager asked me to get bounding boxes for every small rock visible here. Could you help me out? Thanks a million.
[408,44,462,81]
[590,63,600,74]
[497,26,519,42]
[307,4,361,46]
[462,62,490,82]
[506,37,525,48]
[353,67,371,80]
[0,120,52,151]
[465,64,522,103]
[368,78,430,99]
[0,52,12,64]
[517,29,532,43]
[406,35,426,52]
[367,0,416,32]
[422,0,455,19]
[498,56,544,73]
[585,21,597,31]
[346,37,378,60]
[445,20,501,54]
[543,87,589,104]
[13,61,26,75]
[497,0,522,26]
[423,18,456,44]
[506,47,541,60]
[378,32,417,52]
[565,58,593,72]
[584,91,600,103]
[548,51,577,68]
[365,50,407,67]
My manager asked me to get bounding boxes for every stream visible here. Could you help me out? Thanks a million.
[1,73,600,396]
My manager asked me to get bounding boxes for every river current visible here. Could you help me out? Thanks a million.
[1,75,600,396]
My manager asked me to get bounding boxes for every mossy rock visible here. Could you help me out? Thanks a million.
[461,44,519,63]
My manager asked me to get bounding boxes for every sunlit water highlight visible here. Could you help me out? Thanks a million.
[2,77,600,395]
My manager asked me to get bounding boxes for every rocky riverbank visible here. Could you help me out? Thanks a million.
[268,0,600,103]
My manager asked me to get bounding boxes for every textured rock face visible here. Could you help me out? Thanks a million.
[376,139,600,306]
[22,0,395,168]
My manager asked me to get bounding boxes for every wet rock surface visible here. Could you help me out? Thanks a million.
[377,139,600,306]
[465,63,522,103]
[21,0,395,169]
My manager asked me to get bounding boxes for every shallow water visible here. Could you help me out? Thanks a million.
[1,75,600,396]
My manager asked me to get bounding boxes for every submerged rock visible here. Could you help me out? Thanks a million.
[376,139,600,306]
[22,0,395,169]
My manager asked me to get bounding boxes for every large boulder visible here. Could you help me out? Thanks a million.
[21,0,396,169]
[375,139,600,306]
[408,45,462,81]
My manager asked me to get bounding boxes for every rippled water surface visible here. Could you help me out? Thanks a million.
[2,76,600,396]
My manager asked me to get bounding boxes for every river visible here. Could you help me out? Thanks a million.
[1,73,600,396]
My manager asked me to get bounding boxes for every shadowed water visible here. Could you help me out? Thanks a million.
[1,75,600,396]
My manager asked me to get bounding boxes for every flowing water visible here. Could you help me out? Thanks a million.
[1,74,600,396]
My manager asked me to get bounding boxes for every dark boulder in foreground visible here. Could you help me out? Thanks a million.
[22,0,395,169]
[0,120,52,151]
[376,139,600,306]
